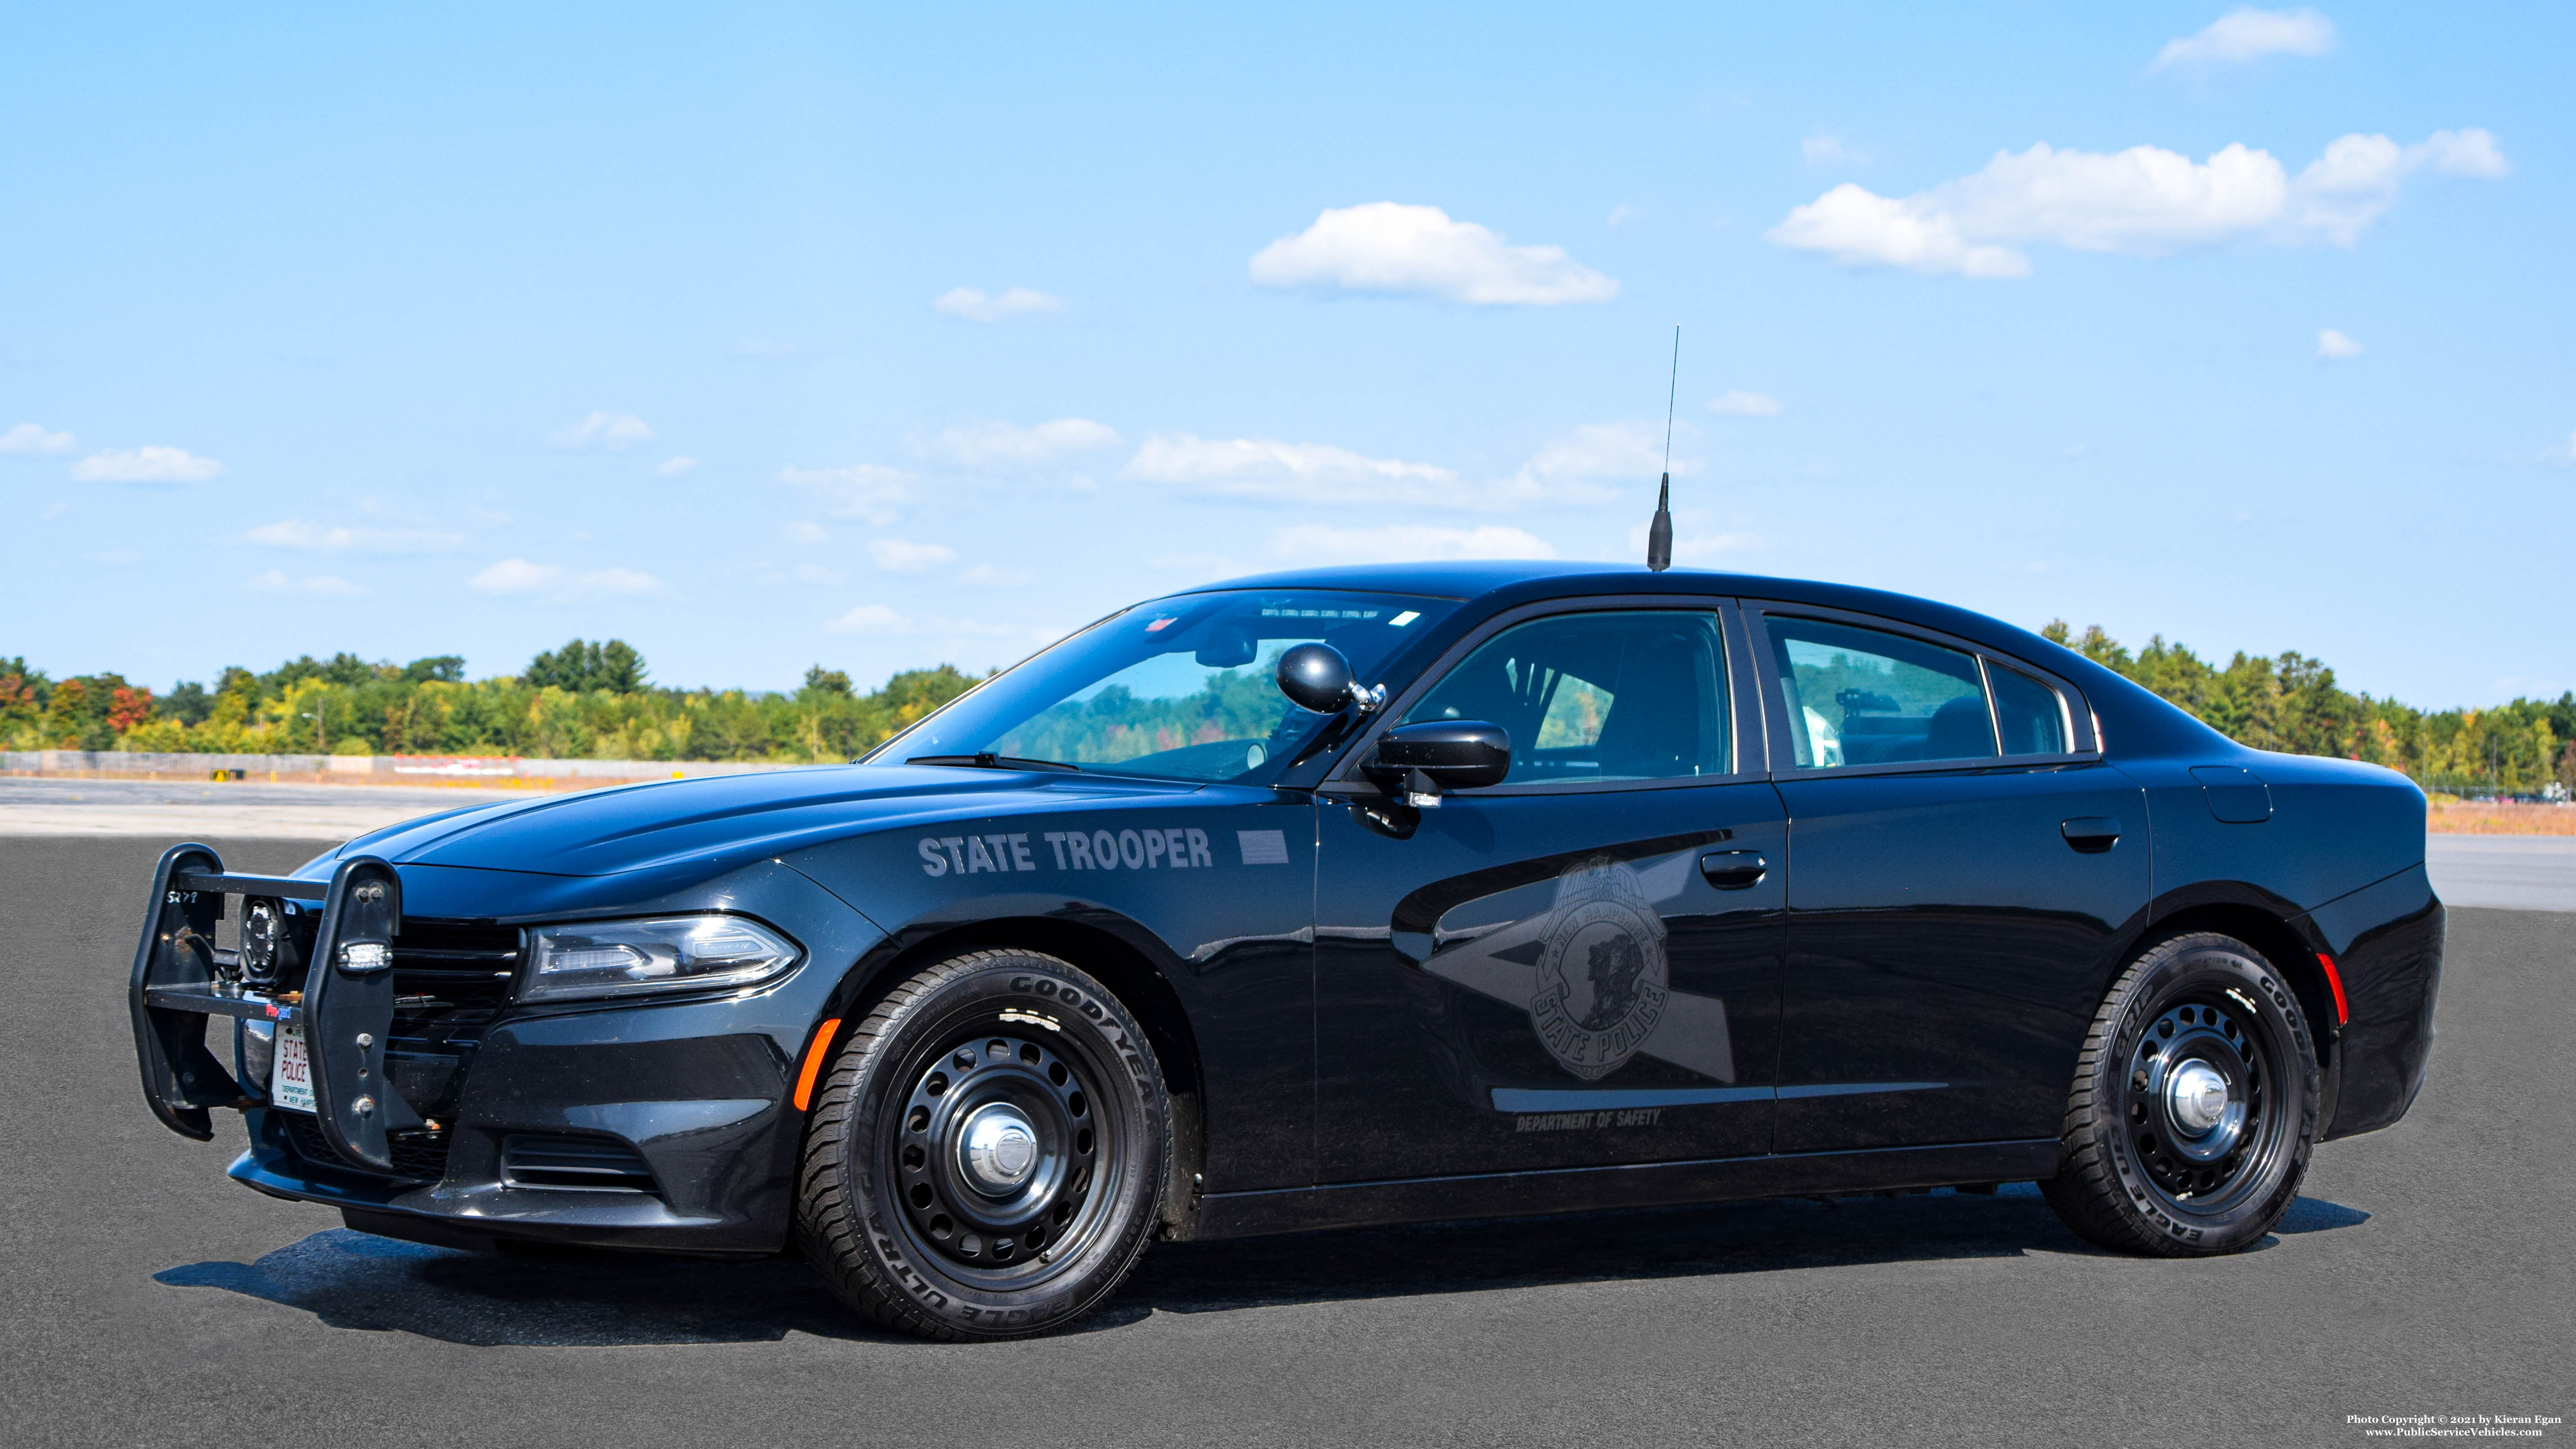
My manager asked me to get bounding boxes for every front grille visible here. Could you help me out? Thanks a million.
[278,1111,453,1182]
[501,1134,659,1192]
[389,918,520,1047]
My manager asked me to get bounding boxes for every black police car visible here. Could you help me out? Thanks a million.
[129,561,2442,1340]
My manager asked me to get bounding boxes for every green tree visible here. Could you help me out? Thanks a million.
[526,639,649,693]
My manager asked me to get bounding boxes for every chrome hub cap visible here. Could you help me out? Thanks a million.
[958,1103,1040,1195]
[2165,1059,2233,1136]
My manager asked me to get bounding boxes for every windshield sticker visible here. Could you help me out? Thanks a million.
[916,827,1223,877]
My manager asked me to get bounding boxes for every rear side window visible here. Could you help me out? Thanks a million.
[1990,663,2071,756]
[1767,617,1994,769]
[1403,610,1731,784]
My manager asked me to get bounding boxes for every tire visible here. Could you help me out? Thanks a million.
[2040,931,2318,1256]
[795,949,1169,1341]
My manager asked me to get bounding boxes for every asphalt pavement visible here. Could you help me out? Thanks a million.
[2,834,2567,1448]
[2426,834,2576,912]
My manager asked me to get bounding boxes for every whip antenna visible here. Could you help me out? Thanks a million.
[1647,325,1677,572]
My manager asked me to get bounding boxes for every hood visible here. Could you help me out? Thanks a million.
[330,764,1197,879]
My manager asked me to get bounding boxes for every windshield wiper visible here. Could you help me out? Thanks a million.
[905,752,1083,774]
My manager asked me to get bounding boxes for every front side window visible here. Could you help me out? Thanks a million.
[1768,616,1994,769]
[871,590,1456,782]
[1401,610,1731,785]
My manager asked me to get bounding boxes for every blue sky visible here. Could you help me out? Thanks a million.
[4,3,2567,706]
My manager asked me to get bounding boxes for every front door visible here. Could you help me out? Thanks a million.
[1313,603,1786,1184]
[1753,608,2151,1152]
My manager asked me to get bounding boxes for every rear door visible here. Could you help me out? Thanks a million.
[1311,598,1787,1184]
[1751,605,2150,1152]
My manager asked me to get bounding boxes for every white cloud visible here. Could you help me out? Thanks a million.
[729,338,798,359]
[2317,328,2364,359]
[1250,202,1619,306]
[924,418,1121,468]
[781,464,912,524]
[85,549,141,567]
[1605,203,1643,229]
[468,558,564,596]
[824,603,908,634]
[1511,422,1687,500]
[784,520,831,544]
[0,422,73,454]
[658,456,697,476]
[243,519,464,554]
[869,538,958,573]
[2287,130,2510,244]
[249,568,366,597]
[2418,128,2512,180]
[959,562,1036,587]
[2540,430,2576,467]
[1272,523,1556,566]
[41,500,68,519]
[1124,433,1464,505]
[1127,423,1680,511]
[2152,8,2335,70]
[1767,184,2032,278]
[1768,130,2508,277]
[1803,135,1866,166]
[564,567,662,598]
[550,412,655,450]
[72,446,224,482]
[1707,391,1783,417]
[933,287,1063,322]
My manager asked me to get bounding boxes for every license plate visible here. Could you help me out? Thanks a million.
[271,1024,316,1113]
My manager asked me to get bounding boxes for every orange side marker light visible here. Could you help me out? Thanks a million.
[2315,954,2350,1027]
[793,1017,843,1111]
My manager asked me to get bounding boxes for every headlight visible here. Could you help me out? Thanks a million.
[519,915,803,1003]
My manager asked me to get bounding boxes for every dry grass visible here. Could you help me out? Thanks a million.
[2427,800,2576,835]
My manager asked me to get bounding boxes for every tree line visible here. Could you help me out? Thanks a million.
[2039,622,2573,798]
[4,627,2572,793]
[0,639,976,764]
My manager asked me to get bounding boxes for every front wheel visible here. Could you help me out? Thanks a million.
[796,949,1169,1340]
[2041,932,2318,1256]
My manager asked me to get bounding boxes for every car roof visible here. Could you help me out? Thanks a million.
[1172,560,2012,646]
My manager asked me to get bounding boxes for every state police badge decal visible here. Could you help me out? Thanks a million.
[1530,858,1670,1080]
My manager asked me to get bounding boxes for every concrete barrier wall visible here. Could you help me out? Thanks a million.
[2,750,817,781]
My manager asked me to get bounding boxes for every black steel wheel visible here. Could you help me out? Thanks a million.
[796,949,1168,1340]
[2042,932,2318,1256]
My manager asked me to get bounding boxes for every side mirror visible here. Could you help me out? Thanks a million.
[1373,720,1511,792]
[1275,643,1358,713]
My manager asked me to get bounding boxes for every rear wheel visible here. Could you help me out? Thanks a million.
[2040,932,2317,1256]
[795,949,1168,1340]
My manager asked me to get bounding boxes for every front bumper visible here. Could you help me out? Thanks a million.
[228,1010,794,1256]
[131,844,885,1255]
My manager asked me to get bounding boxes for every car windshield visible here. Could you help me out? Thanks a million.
[870,589,1458,783]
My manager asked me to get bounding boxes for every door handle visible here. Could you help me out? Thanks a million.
[1698,850,1768,889]
[2060,816,2122,854]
